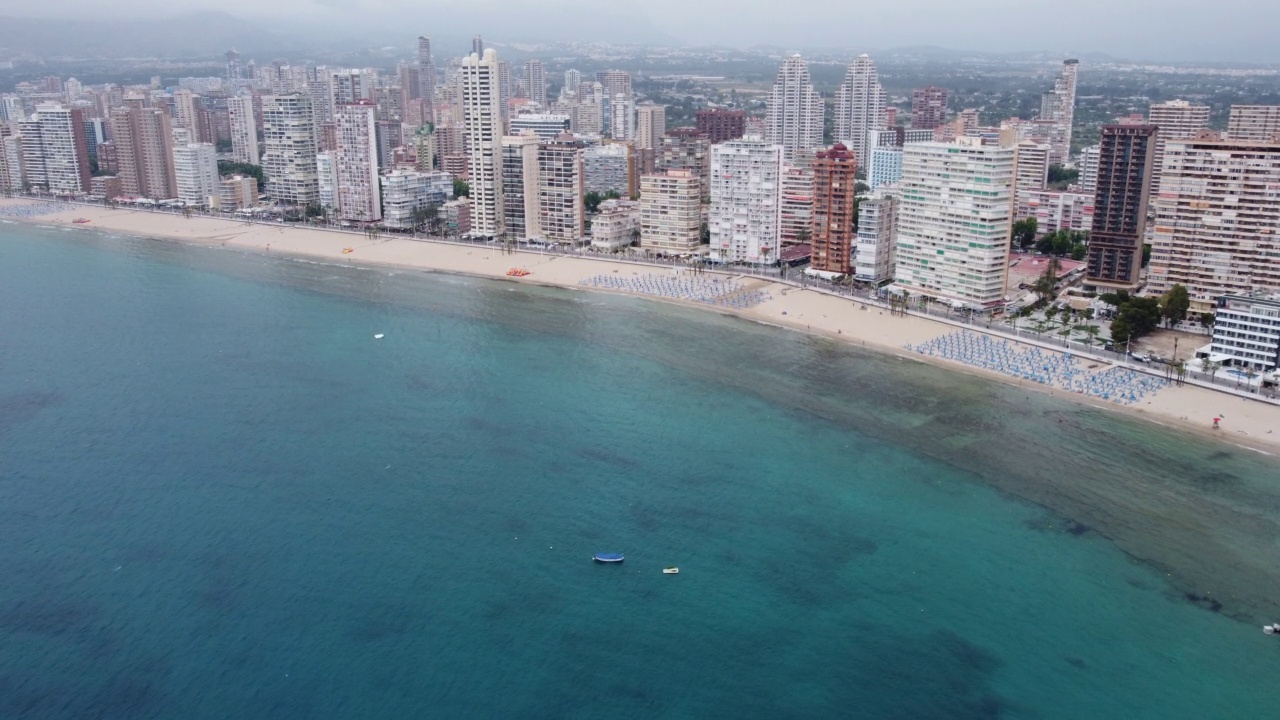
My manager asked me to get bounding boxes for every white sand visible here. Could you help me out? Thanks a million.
[6,198,1279,454]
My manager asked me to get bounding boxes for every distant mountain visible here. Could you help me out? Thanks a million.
[0,12,290,59]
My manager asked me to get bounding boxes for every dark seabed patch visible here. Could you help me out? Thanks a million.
[0,390,62,434]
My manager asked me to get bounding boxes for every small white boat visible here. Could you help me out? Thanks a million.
[663,567,679,574]
[374,334,384,339]
[1264,623,1280,635]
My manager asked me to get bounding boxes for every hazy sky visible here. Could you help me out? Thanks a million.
[3,0,1278,61]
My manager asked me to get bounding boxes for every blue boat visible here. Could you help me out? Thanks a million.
[593,553,624,563]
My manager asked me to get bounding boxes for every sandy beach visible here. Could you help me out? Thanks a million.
[5,197,1280,455]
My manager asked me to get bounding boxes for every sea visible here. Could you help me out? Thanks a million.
[2,221,1280,719]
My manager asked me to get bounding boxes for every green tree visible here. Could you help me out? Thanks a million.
[604,189,621,201]
[1047,164,1079,186]
[585,191,604,214]
[1142,245,1152,268]
[1071,243,1087,261]
[1200,312,1216,330]
[1110,316,1132,349]
[1032,255,1062,303]
[1011,218,1037,250]
[1160,284,1191,327]
[453,179,470,199]
[1110,296,1162,344]
[217,161,265,185]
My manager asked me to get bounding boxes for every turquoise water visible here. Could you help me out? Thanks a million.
[2,223,1279,718]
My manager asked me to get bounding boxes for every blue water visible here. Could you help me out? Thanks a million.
[2,223,1280,718]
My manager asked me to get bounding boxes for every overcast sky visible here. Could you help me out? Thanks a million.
[3,0,1277,62]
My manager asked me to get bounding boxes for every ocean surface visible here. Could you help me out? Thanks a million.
[2,222,1280,719]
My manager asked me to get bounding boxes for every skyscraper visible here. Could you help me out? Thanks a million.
[640,170,701,253]
[564,69,581,96]
[658,128,711,195]
[910,86,949,130]
[226,49,241,81]
[709,137,784,264]
[417,36,436,117]
[173,142,219,206]
[110,105,177,199]
[855,193,898,284]
[1085,124,1156,290]
[834,54,886,168]
[810,143,858,275]
[1039,59,1079,165]
[595,71,633,141]
[261,94,319,206]
[765,55,824,162]
[227,94,259,166]
[1147,99,1210,192]
[537,132,586,244]
[22,104,91,194]
[460,49,503,238]
[636,105,665,150]
[471,35,484,56]
[525,60,547,108]
[334,101,381,222]
[1149,132,1280,311]
[894,138,1015,309]
[501,131,541,241]
[1013,141,1050,218]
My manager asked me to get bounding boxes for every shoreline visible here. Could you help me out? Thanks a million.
[4,197,1280,455]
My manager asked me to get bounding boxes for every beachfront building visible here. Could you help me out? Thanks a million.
[1149,133,1280,312]
[584,142,631,197]
[537,132,586,244]
[110,105,177,200]
[855,192,898,284]
[316,152,338,212]
[893,138,1015,310]
[708,136,783,264]
[809,143,858,275]
[380,169,452,230]
[227,94,258,166]
[461,49,503,239]
[765,55,824,162]
[333,101,380,222]
[833,54,886,167]
[1211,294,1280,371]
[24,103,91,194]
[0,126,23,192]
[501,131,541,241]
[640,169,702,254]
[658,128,711,197]
[216,175,258,211]
[443,198,470,236]
[589,199,640,251]
[778,164,814,248]
[1227,105,1280,142]
[261,93,319,206]
[509,113,570,140]
[1085,124,1156,291]
[172,142,218,206]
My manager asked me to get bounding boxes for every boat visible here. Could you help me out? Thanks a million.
[592,553,624,563]
[663,567,679,574]
[1264,623,1280,635]
[374,334,384,339]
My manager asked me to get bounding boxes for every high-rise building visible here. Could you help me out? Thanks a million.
[501,131,541,241]
[1024,190,1094,236]
[537,132,585,244]
[496,61,513,122]
[584,143,632,197]
[635,105,665,150]
[471,35,484,57]
[172,90,209,143]
[226,49,242,81]
[778,164,813,247]
[1039,60,1079,165]
[0,125,23,193]
[227,94,259,165]
[1148,99,1210,192]
[564,69,581,96]
[709,136,784,264]
[695,108,746,145]
[1227,105,1280,142]
[26,104,92,194]
[1085,124,1156,290]
[333,101,381,222]
[460,49,503,238]
[765,55,824,162]
[1013,141,1051,218]
[110,105,177,199]
[595,71,633,140]
[261,94,319,205]
[1210,294,1280,372]
[1149,133,1280,312]
[316,152,337,210]
[855,192,898,284]
[524,60,547,109]
[893,138,1015,309]
[1079,144,1100,195]
[172,142,218,206]
[911,86,949,130]
[834,54,886,168]
[658,128,711,196]
[417,36,436,117]
[640,170,702,253]
[329,69,374,112]
[809,143,859,275]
